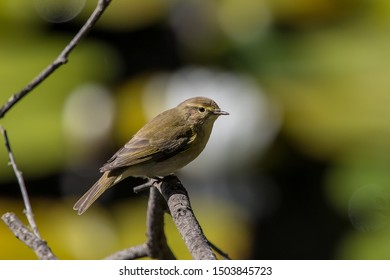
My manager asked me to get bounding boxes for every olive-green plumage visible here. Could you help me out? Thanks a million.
[73,96,228,215]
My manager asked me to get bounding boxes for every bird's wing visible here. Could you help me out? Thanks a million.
[100,126,195,172]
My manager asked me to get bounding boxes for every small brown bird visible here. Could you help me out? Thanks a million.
[73,96,228,215]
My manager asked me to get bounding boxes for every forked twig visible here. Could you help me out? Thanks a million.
[1,126,57,259]
[0,126,41,238]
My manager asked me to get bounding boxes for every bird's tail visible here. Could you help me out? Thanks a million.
[73,172,117,215]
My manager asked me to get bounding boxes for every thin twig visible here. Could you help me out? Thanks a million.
[2,212,57,260]
[0,126,41,238]
[0,0,112,118]
[145,187,176,259]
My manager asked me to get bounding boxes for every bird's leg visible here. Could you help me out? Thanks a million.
[133,177,163,193]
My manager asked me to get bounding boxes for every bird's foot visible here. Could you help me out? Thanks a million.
[133,177,162,193]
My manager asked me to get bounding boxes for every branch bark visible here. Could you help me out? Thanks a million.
[106,176,219,260]
[105,244,148,260]
[145,186,176,259]
[156,175,217,260]
[2,213,57,260]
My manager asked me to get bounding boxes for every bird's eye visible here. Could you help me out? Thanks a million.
[198,107,205,113]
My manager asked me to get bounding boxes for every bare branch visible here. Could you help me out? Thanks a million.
[0,0,114,260]
[1,126,57,259]
[1,126,41,238]
[0,0,112,118]
[2,212,57,260]
[105,244,148,260]
[107,177,221,260]
[156,175,217,260]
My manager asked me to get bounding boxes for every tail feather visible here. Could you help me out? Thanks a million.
[73,172,117,215]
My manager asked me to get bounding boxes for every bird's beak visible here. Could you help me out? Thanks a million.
[213,109,229,115]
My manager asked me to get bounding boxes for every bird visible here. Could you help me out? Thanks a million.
[73,96,228,215]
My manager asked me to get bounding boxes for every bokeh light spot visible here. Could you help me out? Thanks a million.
[33,0,86,23]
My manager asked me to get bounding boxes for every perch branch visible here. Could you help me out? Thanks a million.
[0,0,112,118]
[156,175,217,260]
[107,176,219,260]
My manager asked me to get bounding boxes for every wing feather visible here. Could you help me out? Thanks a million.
[100,122,195,172]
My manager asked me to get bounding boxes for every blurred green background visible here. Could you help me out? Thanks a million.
[1,0,390,259]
